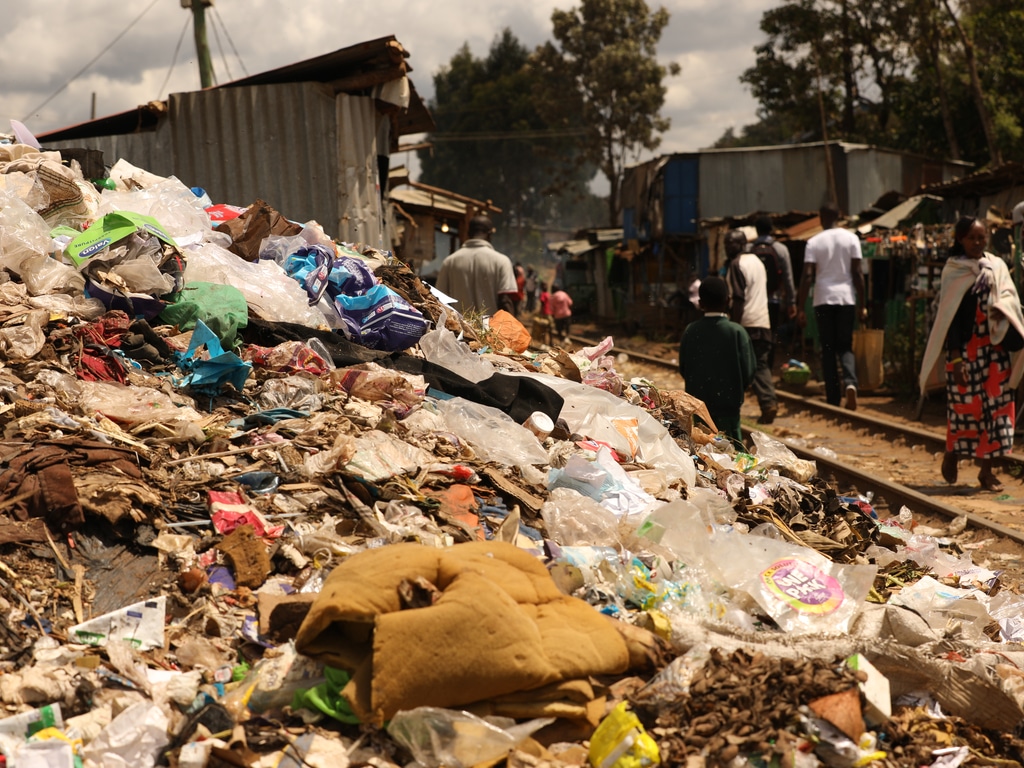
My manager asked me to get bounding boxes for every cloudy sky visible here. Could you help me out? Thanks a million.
[2,0,775,174]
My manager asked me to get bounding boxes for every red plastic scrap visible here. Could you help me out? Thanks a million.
[208,490,284,538]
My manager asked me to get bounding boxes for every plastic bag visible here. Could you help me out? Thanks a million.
[245,341,330,376]
[183,241,328,328]
[160,281,248,347]
[518,372,696,488]
[487,309,531,353]
[435,396,549,466]
[387,707,553,768]
[588,702,660,768]
[259,233,309,265]
[98,174,212,241]
[418,327,496,383]
[708,529,877,634]
[28,292,106,321]
[750,430,817,483]
[548,446,654,517]
[257,375,324,412]
[888,575,993,642]
[0,189,85,295]
[0,309,48,359]
[78,380,204,441]
[635,499,710,564]
[541,487,622,547]
[334,283,427,351]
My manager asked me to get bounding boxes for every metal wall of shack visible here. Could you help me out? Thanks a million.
[45,83,385,245]
[698,144,849,217]
[662,155,699,235]
[696,143,971,220]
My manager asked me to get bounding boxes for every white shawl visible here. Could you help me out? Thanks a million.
[919,253,1024,393]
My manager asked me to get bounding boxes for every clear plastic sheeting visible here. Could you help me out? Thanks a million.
[418,326,496,383]
[183,242,328,328]
[435,397,549,466]
[541,487,622,547]
[708,530,878,634]
[524,372,697,488]
[387,707,552,768]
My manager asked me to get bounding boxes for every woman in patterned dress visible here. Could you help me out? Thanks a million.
[920,217,1024,492]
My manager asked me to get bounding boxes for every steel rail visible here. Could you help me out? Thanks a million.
[566,334,1024,546]
[740,425,1024,547]
[567,334,1024,468]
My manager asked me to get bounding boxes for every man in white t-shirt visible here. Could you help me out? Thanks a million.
[437,215,519,318]
[724,229,778,424]
[796,203,867,410]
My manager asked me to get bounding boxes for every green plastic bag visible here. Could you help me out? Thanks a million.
[160,282,248,348]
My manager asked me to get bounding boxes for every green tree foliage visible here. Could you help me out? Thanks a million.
[418,29,602,254]
[533,0,680,225]
[720,0,1024,168]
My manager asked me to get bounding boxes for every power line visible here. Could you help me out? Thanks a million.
[429,128,590,142]
[22,0,161,122]
[208,7,229,83]
[158,16,192,100]
[212,6,249,78]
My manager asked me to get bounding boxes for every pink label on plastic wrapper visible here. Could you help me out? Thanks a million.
[761,558,844,614]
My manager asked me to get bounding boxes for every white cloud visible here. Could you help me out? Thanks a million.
[2,0,775,166]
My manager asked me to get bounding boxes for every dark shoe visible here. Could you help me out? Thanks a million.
[758,406,778,425]
[844,385,857,411]
[941,452,958,484]
[979,472,1004,493]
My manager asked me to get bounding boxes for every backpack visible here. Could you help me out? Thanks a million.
[751,240,783,294]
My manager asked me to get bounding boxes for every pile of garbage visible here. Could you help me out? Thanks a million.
[0,139,1022,768]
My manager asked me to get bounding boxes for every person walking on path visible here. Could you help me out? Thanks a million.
[752,215,797,363]
[679,275,756,447]
[524,267,538,313]
[796,203,867,410]
[919,216,1024,492]
[437,216,519,318]
[724,228,778,424]
[513,262,527,317]
[550,285,573,340]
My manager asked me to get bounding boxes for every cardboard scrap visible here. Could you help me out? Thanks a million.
[847,653,892,724]
[808,687,864,740]
[218,524,271,589]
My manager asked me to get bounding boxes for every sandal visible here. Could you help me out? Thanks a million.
[941,452,958,484]
[979,473,1004,493]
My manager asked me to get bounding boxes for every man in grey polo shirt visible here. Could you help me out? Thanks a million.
[437,215,518,318]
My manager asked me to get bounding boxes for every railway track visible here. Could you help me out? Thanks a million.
[570,334,1024,548]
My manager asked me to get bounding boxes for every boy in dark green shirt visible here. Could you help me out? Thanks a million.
[678,276,756,446]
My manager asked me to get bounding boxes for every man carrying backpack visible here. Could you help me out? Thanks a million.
[752,216,797,366]
[724,229,778,424]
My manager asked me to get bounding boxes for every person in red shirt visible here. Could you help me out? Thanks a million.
[539,283,552,316]
[550,285,573,339]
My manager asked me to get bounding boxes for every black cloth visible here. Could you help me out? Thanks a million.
[389,356,564,426]
[947,292,978,354]
[242,317,392,367]
[242,318,564,424]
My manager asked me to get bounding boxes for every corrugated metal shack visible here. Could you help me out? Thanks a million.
[697,141,970,218]
[546,229,624,320]
[36,36,434,249]
[612,143,972,338]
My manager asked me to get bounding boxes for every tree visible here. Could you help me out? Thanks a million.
[418,30,601,255]
[735,0,916,148]
[941,0,1000,164]
[533,0,680,226]
[728,0,1024,168]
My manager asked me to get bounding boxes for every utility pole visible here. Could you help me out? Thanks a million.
[181,0,216,88]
